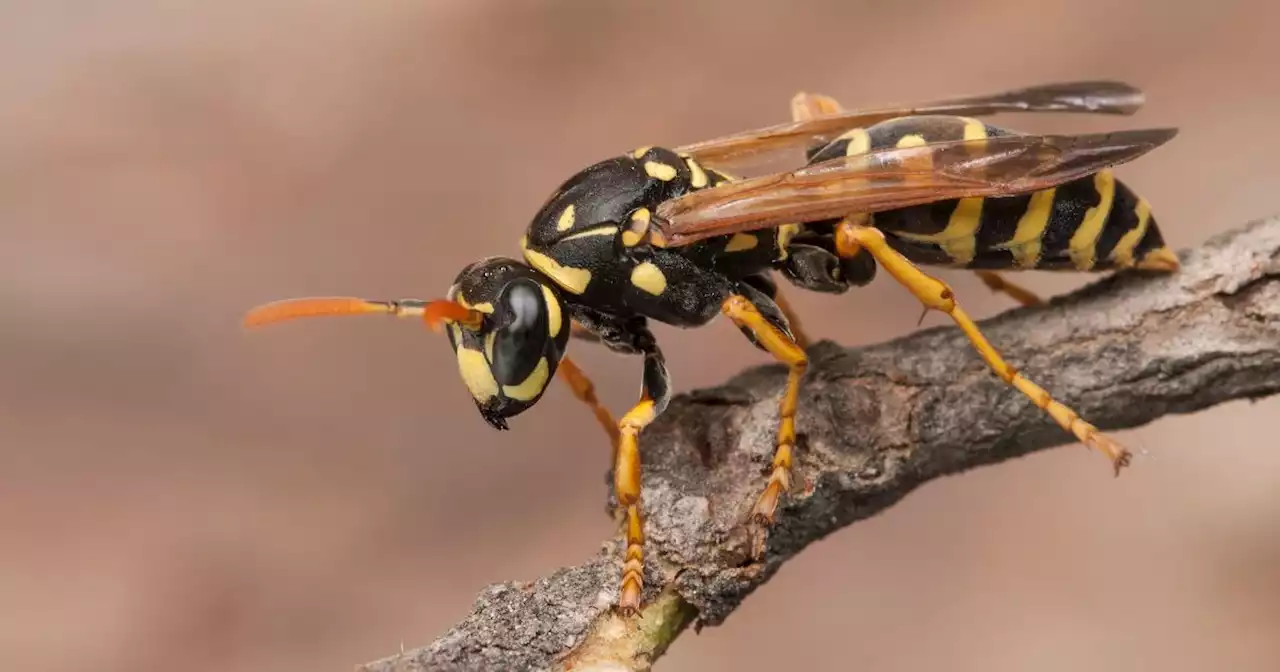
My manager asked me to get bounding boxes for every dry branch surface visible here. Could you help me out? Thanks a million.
[361,216,1280,672]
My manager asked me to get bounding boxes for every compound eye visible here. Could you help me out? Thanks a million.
[489,280,549,386]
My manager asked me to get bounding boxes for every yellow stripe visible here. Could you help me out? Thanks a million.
[942,198,983,265]
[1003,188,1056,268]
[560,225,618,242]
[1068,170,1116,270]
[960,117,987,142]
[777,223,801,260]
[686,157,708,188]
[841,128,870,156]
[941,118,989,265]
[521,236,592,294]
[895,134,928,148]
[893,200,983,265]
[1109,197,1151,267]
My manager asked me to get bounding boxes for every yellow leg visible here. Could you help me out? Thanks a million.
[614,396,657,614]
[722,295,810,526]
[975,270,1045,307]
[835,219,1131,475]
[771,285,812,350]
[556,356,620,457]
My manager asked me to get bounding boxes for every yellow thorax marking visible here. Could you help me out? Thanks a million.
[521,236,592,294]
[630,261,667,295]
[644,160,678,181]
[556,204,576,231]
[724,233,758,252]
[777,223,801,260]
[561,225,619,242]
[622,209,650,248]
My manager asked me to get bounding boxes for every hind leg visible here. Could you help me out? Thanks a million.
[836,217,1131,474]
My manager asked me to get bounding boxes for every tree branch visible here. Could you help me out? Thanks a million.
[360,216,1280,672]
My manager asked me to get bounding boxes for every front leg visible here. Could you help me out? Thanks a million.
[614,341,670,614]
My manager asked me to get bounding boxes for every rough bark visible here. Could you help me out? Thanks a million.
[359,216,1280,672]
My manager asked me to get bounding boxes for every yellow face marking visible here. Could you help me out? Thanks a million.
[456,347,498,403]
[454,291,494,315]
[631,146,652,159]
[521,238,592,294]
[449,323,462,344]
[998,188,1056,268]
[630,261,667,295]
[484,330,496,363]
[724,233,758,252]
[840,128,870,156]
[540,284,562,337]
[686,157,708,188]
[560,225,618,242]
[556,204,576,232]
[777,223,801,259]
[1069,169,1116,270]
[1110,197,1152,267]
[895,134,928,148]
[644,160,677,182]
[502,357,550,402]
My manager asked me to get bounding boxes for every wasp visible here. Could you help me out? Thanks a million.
[243,81,1178,614]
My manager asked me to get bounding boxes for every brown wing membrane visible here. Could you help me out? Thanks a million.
[653,127,1177,247]
[677,81,1145,175]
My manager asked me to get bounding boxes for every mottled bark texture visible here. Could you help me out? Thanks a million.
[360,217,1280,672]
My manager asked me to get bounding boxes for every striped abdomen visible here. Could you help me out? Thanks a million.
[807,115,1177,272]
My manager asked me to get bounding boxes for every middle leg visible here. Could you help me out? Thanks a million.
[721,285,810,530]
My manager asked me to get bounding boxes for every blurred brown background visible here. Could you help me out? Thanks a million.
[2,1,1278,670]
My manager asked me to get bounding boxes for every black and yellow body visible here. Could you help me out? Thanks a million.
[241,81,1179,617]
[804,115,1175,274]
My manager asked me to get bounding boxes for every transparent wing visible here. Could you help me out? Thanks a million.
[676,81,1146,175]
[653,127,1176,247]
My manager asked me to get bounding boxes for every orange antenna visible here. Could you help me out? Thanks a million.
[242,297,483,332]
